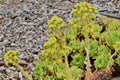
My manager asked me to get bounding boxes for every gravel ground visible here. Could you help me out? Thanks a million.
[0,0,120,80]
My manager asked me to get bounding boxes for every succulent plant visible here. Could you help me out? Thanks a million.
[4,50,32,80]
[34,2,120,80]
[4,50,21,66]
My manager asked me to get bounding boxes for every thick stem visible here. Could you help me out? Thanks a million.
[84,35,92,80]
[85,47,92,80]
[64,55,72,80]
[17,65,32,80]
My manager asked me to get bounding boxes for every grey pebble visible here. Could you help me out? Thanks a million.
[10,43,16,46]
[22,3,32,13]
[0,66,6,72]
[0,5,7,15]
[0,34,4,41]
[9,67,16,71]
[5,18,13,27]
[3,39,10,46]
[0,50,2,54]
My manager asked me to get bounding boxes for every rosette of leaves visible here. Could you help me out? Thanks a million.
[115,55,120,66]
[4,50,21,66]
[78,41,86,52]
[89,40,98,57]
[43,34,57,49]
[101,16,120,31]
[68,18,83,29]
[71,54,85,68]
[66,28,77,40]
[48,16,65,33]
[45,61,54,74]
[113,41,120,53]
[69,66,82,80]
[97,45,110,55]
[90,24,102,39]
[99,32,108,43]
[68,40,78,51]
[34,61,47,80]
[54,62,64,79]
[46,76,55,80]
[71,2,98,19]
[107,32,120,47]
[68,40,85,52]
[94,55,110,69]
[42,33,71,60]
[4,50,32,80]
[107,21,120,31]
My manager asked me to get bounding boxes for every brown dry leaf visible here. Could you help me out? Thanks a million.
[24,66,31,72]
[58,6,71,11]
[91,70,99,80]
[69,0,77,3]
[112,78,117,80]
[102,68,113,77]
[10,0,24,4]
[0,18,5,25]
[3,34,8,40]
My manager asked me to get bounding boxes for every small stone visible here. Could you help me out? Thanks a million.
[0,50,2,54]
[0,15,3,19]
[11,0,23,4]
[0,18,5,25]
[21,36,26,38]
[0,58,3,60]
[9,67,16,71]
[0,34,4,41]
[10,43,16,46]
[5,18,12,27]
[22,3,31,13]
[0,66,5,72]
[3,39,10,46]
[58,5,71,11]
[0,5,7,15]
[19,72,23,80]
[6,68,11,73]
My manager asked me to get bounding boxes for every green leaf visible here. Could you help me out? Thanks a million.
[66,29,77,40]
[94,55,109,69]
[113,41,120,52]
[89,40,98,57]
[46,76,55,80]
[34,61,46,79]
[107,32,120,46]
[69,66,82,80]
[71,54,85,68]
[54,63,64,79]
[115,55,120,66]
[68,40,78,51]
[77,41,85,52]
[98,45,110,55]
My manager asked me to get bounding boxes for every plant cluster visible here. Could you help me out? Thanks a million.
[34,2,120,80]
[3,2,120,80]
[4,50,32,80]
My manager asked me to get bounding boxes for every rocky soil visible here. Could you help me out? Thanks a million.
[0,0,120,80]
